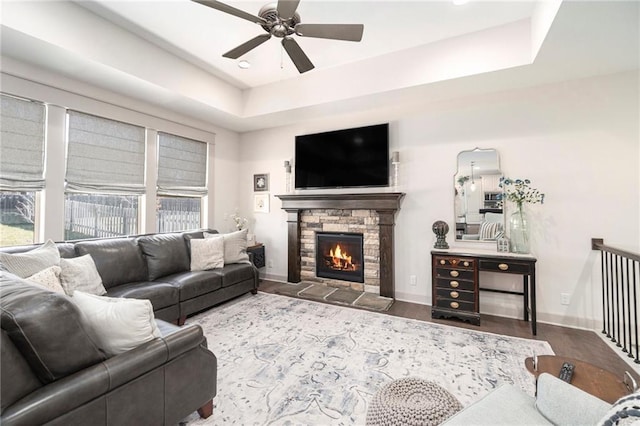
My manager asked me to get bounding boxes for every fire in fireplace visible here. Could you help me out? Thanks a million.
[316,232,364,283]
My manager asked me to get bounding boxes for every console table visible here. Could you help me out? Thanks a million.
[431,248,537,335]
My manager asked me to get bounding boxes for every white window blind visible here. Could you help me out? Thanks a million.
[66,111,145,194]
[0,94,46,191]
[157,132,207,196]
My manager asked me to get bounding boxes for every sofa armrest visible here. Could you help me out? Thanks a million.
[535,373,611,425]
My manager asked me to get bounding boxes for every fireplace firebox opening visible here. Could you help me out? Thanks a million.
[316,232,364,283]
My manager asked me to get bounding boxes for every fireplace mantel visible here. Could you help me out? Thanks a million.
[276,192,405,298]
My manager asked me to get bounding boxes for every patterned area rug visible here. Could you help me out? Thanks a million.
[186,292,553,425]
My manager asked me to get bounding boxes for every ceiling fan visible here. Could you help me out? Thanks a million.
[192,0,364,73]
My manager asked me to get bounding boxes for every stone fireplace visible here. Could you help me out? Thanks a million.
[276,193,405,298]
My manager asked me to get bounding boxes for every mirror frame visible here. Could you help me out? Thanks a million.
[453,148,503,242]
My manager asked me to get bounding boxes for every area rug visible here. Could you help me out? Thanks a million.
[186,292,554,425]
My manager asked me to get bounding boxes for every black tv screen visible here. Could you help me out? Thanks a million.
[294,123,389,189]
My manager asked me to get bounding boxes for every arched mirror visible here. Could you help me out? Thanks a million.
[454,148,504,241]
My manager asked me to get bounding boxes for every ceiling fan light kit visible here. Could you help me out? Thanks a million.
[193,0,364,73]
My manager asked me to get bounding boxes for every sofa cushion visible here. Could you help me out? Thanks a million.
[205,229,249,264]
[190,237,224,271]
[213,263,255,288]
[60,254,107,296]
[1,330,42,411]
[106,281,179,310]
[26,265,65,293]
[157,271,223,301]
[0,239,60,278]
[0,273,106,384]
[75,238,148,289]
[71,291,162,357]
[138,233,190,280]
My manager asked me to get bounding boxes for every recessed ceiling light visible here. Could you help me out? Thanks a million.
[453,0,469,5]
[238,60,251,69]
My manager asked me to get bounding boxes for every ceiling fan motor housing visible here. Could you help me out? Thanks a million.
[259,3,300,38]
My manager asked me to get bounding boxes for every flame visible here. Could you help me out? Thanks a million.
[327,244,355,271]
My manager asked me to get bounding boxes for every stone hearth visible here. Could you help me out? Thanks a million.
[276,193,405,298]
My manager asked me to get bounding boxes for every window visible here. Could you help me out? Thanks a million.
[156,132,207,231]
[65,111,145,240]
[156,196,202,233]
[0,192,36,246]
[0,94,46,246]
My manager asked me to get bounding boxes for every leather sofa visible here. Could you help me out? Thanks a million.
[0,229,259,325]
[1,273,217,425]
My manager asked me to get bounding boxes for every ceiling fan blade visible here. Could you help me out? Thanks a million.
[277,0,300,20]
[223,34,271,59]
[282,37,314,73]
[191,0,265,25]
[295,24,364,42]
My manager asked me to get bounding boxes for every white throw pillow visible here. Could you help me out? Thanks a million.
[0,240,60,278]
[59,255,107,296]
[26,265,65,294]
[205,229,250,265]
[71,291,162,357]
[190,237,224,271]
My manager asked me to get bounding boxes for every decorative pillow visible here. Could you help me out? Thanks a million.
[479,221,504,241]
[205,229,250,265]
[71,291,162,357]
[597,390,640,426]
[59,255,107,296]
[190,236,224,271]
[26,265,65,294]
[0,240,60,278]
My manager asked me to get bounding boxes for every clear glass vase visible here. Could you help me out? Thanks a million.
[509,207,530,254]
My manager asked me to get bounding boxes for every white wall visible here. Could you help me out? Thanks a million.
[239,70,639,329]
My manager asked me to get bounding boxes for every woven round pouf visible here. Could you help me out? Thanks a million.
[366,378,463,426]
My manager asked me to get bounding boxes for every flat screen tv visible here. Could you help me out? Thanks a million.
[294,123,389,189]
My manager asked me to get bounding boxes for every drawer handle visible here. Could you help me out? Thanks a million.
[450,281,459,288]
[450,291,459,299]
[463,261,469,267]
[450,270,459,277]
[450,301,460,309]
[440,260,446,265]
[498,263,509,271]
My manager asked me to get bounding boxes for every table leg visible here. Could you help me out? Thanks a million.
[531,269,537,335]
[523,276,529,322]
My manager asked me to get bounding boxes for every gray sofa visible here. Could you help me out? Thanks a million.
[443,373,614,425]
[1,273,217,425]
[0,229,259,325]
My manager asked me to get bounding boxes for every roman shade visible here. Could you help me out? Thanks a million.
[0,94,46,191]
[66,111,146,194]
[157,132,207,196]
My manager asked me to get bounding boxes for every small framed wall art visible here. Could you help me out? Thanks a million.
[253,174,269,192]
[254,194,270,213]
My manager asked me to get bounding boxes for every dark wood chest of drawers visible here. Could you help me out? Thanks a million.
[431,254,480,325]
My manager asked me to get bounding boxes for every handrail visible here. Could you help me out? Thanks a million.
[592,238,640,262]
[592,237,640,364]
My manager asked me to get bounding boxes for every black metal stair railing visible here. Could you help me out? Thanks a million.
[592,238,640,364]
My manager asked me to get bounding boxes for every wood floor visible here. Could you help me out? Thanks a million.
[259,280,639,387]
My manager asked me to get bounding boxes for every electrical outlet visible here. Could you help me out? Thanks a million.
[267,260,274,269]
[410,275,417,286]
[560,293,570,305]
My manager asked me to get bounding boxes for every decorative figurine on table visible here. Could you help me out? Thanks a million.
[432,220,450,249]
[497,236,510,253]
